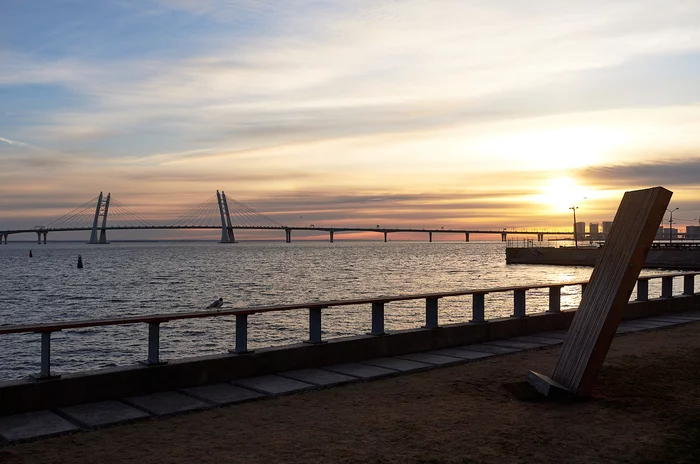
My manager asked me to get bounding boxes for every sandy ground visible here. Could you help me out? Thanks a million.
[2,322,699,464]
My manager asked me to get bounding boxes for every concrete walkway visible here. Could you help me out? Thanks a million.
[1,311,699,444]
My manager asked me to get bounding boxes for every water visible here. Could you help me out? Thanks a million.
[0,241,687,381]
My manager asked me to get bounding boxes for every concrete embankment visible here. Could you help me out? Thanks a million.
[506,247,700,269]
[8,322,699,464]
[1,293,697,416]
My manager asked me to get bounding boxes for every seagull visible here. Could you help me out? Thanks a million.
[206,297,224,310]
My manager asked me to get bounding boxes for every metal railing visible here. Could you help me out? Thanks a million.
[506,238,555,248]
[1,272,697,380]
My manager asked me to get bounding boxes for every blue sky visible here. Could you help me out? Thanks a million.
[2,0,700,238]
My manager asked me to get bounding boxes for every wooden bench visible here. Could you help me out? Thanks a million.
[528,186,672,398]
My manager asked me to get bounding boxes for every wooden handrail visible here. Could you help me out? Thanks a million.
[1,271,696,336]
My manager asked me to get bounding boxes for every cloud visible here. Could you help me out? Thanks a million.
[577,157,700,187]
[7,0,700,149]
[0,136,29,147]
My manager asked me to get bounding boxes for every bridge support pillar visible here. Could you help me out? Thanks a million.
[329,231,334,243]
[285,229,291,243]
[537,233,543,241]
[465,232,470,242]
[42,231,47,244]
[429,232,432,242]
[384,232,387,242]
[98,193,111,244]
[221,191,236,243]
[216,191,232,243]
[89,192,104,244]
[3,233,8,244]
[501,232,507,241]
[36,232,41,244]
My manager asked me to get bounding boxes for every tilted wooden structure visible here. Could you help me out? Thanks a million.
[528,186,673,398]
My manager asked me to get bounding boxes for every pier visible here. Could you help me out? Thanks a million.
[506,242,700,269]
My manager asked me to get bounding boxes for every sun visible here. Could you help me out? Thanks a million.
[535,177,588,212]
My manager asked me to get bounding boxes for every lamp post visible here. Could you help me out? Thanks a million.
[667,207,679,244]
[569,205,579,248]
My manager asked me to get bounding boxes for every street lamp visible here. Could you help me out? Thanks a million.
[666,207,679,244]
[569,197,587,248]
[569,205,579,247]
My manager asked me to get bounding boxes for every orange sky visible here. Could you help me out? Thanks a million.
[1,1,699,239]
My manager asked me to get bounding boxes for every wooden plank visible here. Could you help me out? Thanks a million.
[531,186,672,398]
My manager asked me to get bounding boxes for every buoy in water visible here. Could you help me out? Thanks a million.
[77,255,83,269]
[29,250,33,258]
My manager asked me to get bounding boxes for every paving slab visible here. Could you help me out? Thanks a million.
[649,315,698,322]
[399,352,464,365]
[279,368,358,386]
[616,325,643,333]
[58,400,149,428]
[661,312,700,319]
[0,410,78,442]
[124,391,210,417]
[486,339,545,350]
[630,319,679,327]
[645,317,687,324]
[431,347,495,360]
[673,310,700,317]
[182,383,264,405]
[544,330,569,335]
[532,332,568,340]
[619,320,669,329]
[323,363,398,379]
[233,375,315,395]
[463,343,522,354]
[361,357,433,372]
[510,335,563,346]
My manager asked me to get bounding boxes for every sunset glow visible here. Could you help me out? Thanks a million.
[535,177,590,212]
[1,1,699,239]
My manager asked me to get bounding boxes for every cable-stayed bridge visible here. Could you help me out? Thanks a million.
[0,191,566,244]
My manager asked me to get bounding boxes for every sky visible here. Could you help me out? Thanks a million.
[1,0,700,240]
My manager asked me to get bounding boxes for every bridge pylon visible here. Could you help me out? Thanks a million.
[99,193,111,244]
[221,191,236,243]
[88,192,111,244]
[216,191,236,243]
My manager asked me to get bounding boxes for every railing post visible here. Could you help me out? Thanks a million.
[38,331,56,379]
[513,289,526,318]
[661,276,673,298]
[683,275,695,295]
[548,286,561,313]
[369,302,386,335]
[471,293,486,323]
[307,307,325,343]
[235,314,251,353]
[146,322,163,365]
[637,278,649,301]
[424,298,438,328]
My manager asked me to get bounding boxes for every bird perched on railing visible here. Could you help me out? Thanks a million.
[206,297,223,310]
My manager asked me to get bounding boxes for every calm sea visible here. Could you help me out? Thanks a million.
[0,240,685,380]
